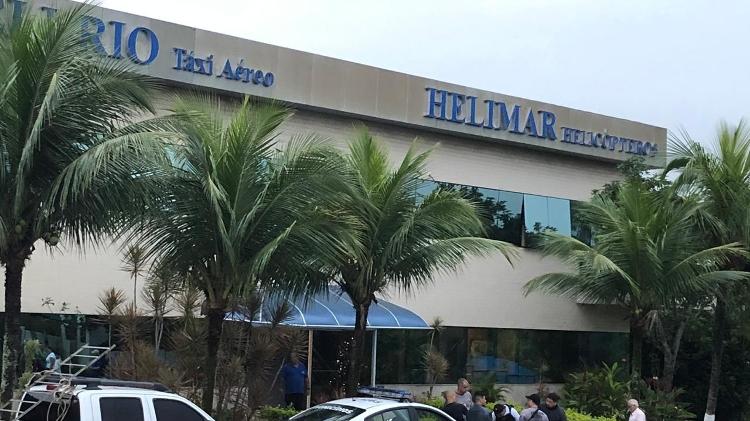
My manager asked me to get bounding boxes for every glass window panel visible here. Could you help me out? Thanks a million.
[153,399,205,421]
[495,191,523,245]
[415,408,453,421]
[416,181,439,204]
[547,198,571,237]
[571,201,594,245]
[100,397,144,421]
[523,194,549,234]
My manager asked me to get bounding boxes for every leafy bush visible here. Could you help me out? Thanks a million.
[564,363,694,421]
[468,373,509,402]
[419,396,445,409]
[564,362,629,417]
[631,379,693,420]
[565,410,616,421]
[258,405,300,421]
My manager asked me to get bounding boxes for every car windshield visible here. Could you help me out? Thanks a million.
[292,404,365,421]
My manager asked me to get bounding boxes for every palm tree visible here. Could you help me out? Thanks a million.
[121,245,149,310]
[97,287,127,347]
[524,180,748,379]
[331,129,518,395]
[664,120,750,420]
[0,3,172,401]
[127,96,352,412]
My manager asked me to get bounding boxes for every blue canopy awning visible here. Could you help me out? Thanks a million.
[225,287,430,330]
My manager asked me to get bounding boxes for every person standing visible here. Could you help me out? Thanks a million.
[466,392,491,421]
[443,390,469,421]
[281,354,309,410]
[519,394,549,421]
[456,378,473,409]
[44,347,57,372]
[627,399,646,421]
[541,393,567,421]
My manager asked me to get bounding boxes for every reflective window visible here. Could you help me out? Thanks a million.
[415,408,453,421]
[376,328,627,385]
[153,399,205,421]
[100,397,144,421]
[548,197,571,237]
[416,180,439,204]
[417,179,571,247]
[571,201,594,245]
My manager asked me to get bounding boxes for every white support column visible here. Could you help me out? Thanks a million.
[370,330,378,386]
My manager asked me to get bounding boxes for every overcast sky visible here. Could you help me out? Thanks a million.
[98,0,750,144]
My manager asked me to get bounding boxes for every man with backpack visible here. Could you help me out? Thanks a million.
[519,394,549,421]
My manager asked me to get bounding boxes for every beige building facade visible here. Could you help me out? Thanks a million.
[5,0,666,388]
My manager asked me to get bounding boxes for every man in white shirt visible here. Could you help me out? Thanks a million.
[455,378,473,409]
[45,349,56,371]
[627,399,646,421]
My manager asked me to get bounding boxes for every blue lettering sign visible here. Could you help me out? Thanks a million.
[424,87,657,157]
[127,27,159,65]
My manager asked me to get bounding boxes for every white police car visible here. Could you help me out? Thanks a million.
[290,398,454,421]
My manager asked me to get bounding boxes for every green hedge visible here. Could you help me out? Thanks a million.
[258,405,301,421]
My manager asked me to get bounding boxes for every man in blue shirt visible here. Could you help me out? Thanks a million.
[282,354,309,410]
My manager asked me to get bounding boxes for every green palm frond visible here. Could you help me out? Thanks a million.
[526,176,750,312]
[334,127,518,302]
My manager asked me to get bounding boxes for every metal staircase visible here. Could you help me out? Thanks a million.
[0,344,115,421]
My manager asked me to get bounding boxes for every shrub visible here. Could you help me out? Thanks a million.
[258,405,300,421]
[565,410,617,421]
[631,379,693,420]
[419,396,445,409]
[564,363,694,421]
[564,362,629,417]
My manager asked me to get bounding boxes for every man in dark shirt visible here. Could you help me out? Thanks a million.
[443,390,469,421]
[281,354,309,410]
[541,393,567,421]
[466,392,492,421]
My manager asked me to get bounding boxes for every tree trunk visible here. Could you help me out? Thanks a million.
[629,317,644,377]
[1,251,29,404]
[202,307,225,414]
[660,319,686,392]
[704,298,726,420]
[345,302,370,397]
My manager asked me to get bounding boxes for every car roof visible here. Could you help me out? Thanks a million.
[28,385,177,400]
[321,398,436,411]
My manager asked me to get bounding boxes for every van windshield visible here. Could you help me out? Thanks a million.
[292,404,365,421]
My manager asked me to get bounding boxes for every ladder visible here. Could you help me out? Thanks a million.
[0,344,115,421]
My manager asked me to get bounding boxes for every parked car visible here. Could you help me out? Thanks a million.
[291,398,453,421]
[16,377,212,421]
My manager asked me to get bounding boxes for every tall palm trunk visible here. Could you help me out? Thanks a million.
[629,316,644,377]
[345,302,370,397]
[704,298,726,420]
[1,248,31,404]
[202,307,225,413]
